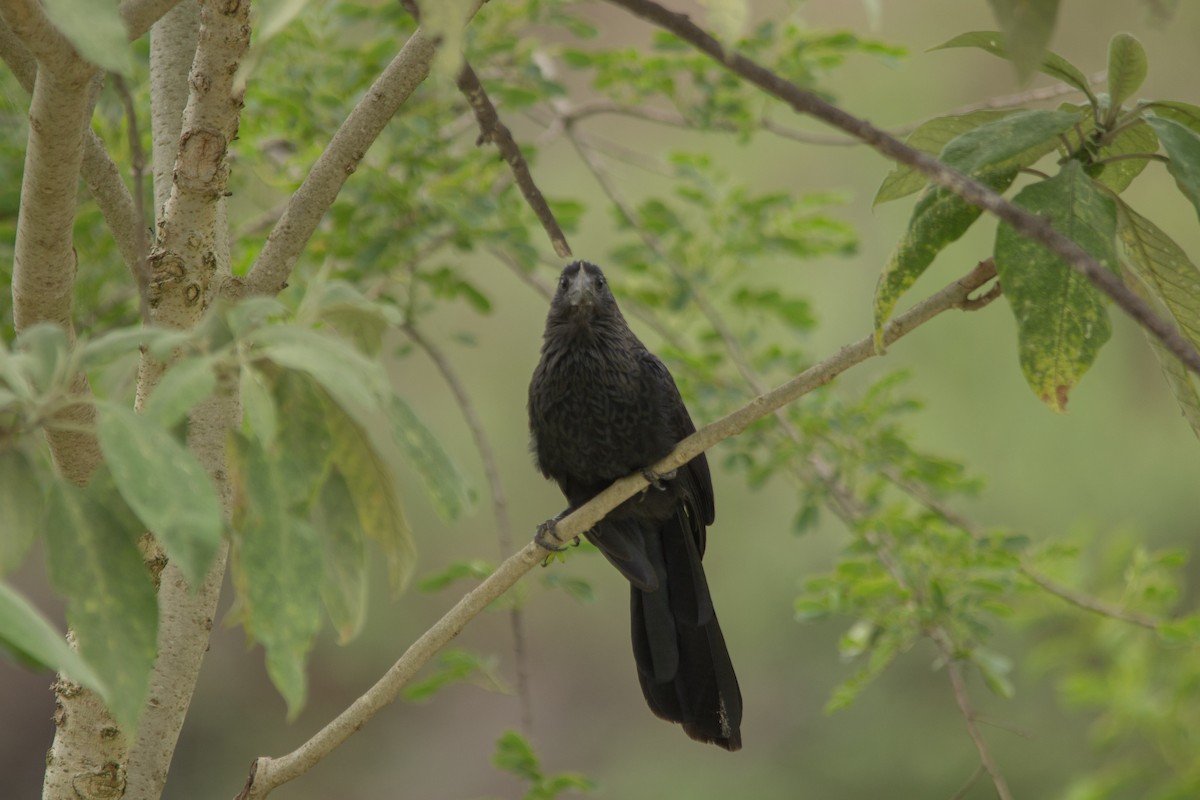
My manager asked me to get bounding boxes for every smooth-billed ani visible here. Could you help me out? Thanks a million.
[527,260,742,751]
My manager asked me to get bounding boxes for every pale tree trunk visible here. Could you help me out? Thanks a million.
[0,0,249,797]
[122,1,248,798]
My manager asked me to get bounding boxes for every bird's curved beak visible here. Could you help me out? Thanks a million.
[565,269,598,308]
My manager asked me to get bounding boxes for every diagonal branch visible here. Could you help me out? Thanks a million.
[242,2,485,298]
[457,62,572,258]
[234,260,996,800]
[602,0,1200,379]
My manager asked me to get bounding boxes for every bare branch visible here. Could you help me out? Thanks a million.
[243,2,486,298]
[235,260,996,800]
[457,62,572,258]
[602,0,1200,378]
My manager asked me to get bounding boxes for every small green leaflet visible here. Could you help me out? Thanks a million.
[1146,116,1200,224]
[228,434,324,717]
[1106,33,1148,113]
[96,402,224,589]
[985,0,1062,83]
[0,448,44,574]
[0,582,104,692]
[45,482,157,734]
[994,160,1119,411]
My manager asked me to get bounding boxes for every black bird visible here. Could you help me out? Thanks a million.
[527,260,742,750]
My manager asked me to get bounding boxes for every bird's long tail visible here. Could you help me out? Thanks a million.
[629,511,742,750]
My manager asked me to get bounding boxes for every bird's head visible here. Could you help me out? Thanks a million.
[548,260,620,325]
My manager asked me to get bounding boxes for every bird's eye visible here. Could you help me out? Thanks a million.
[559,276,570,290]
[596,275,606,287]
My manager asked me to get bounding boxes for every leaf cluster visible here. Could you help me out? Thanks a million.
[874,31,1200,420]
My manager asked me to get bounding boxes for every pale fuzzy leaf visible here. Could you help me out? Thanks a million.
[228,434,324,717]
[0,448,45,574]
[312,471,369,644]
[142,356,217,428]
[96,403,224,589]
[45,482,157,733]
[41,0,132,74]
[0,582,105,692]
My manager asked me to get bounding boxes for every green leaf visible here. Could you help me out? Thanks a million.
[494,730,542,782]
[994,161,1119,411]
[17,323,71,393]
[254,324,391,415]
[312,471,368,644]
[0,448,45,574]
[939,109,1082,175]
[1146,116,1200,224]
[986,0,1062,83]
[271,369,333,506]
[142,356,217,428]
[41,0,132,75]
[1092,119,1157,192]
[1117,202,1200,439]
[322,392,416,592]
[389,395,473,521]
[1117,203,1200,351]
[239,365,278,447]
[0,581,104,692]
[228,434,323,717]
[1106,33,1148,111]
[934,31,1096,104]
[875,109,1015,205]
[45,481,157,733]
[873,169,1018,348]
[1147,101,1200,136]
[96,402,224,589]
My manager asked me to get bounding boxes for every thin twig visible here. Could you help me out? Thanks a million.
[602,0,1200,378]
[402,323,535,736]
[1021,570,1161,630]
[243,3,486,297]
[456,62,572,258]
[934,632,1015,800]
[110,72,152,323]
[234,260,997,800]
[948,764,987,800]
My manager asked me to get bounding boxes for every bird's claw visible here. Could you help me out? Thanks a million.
[535,518,579,554]
[640,467,677,492]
